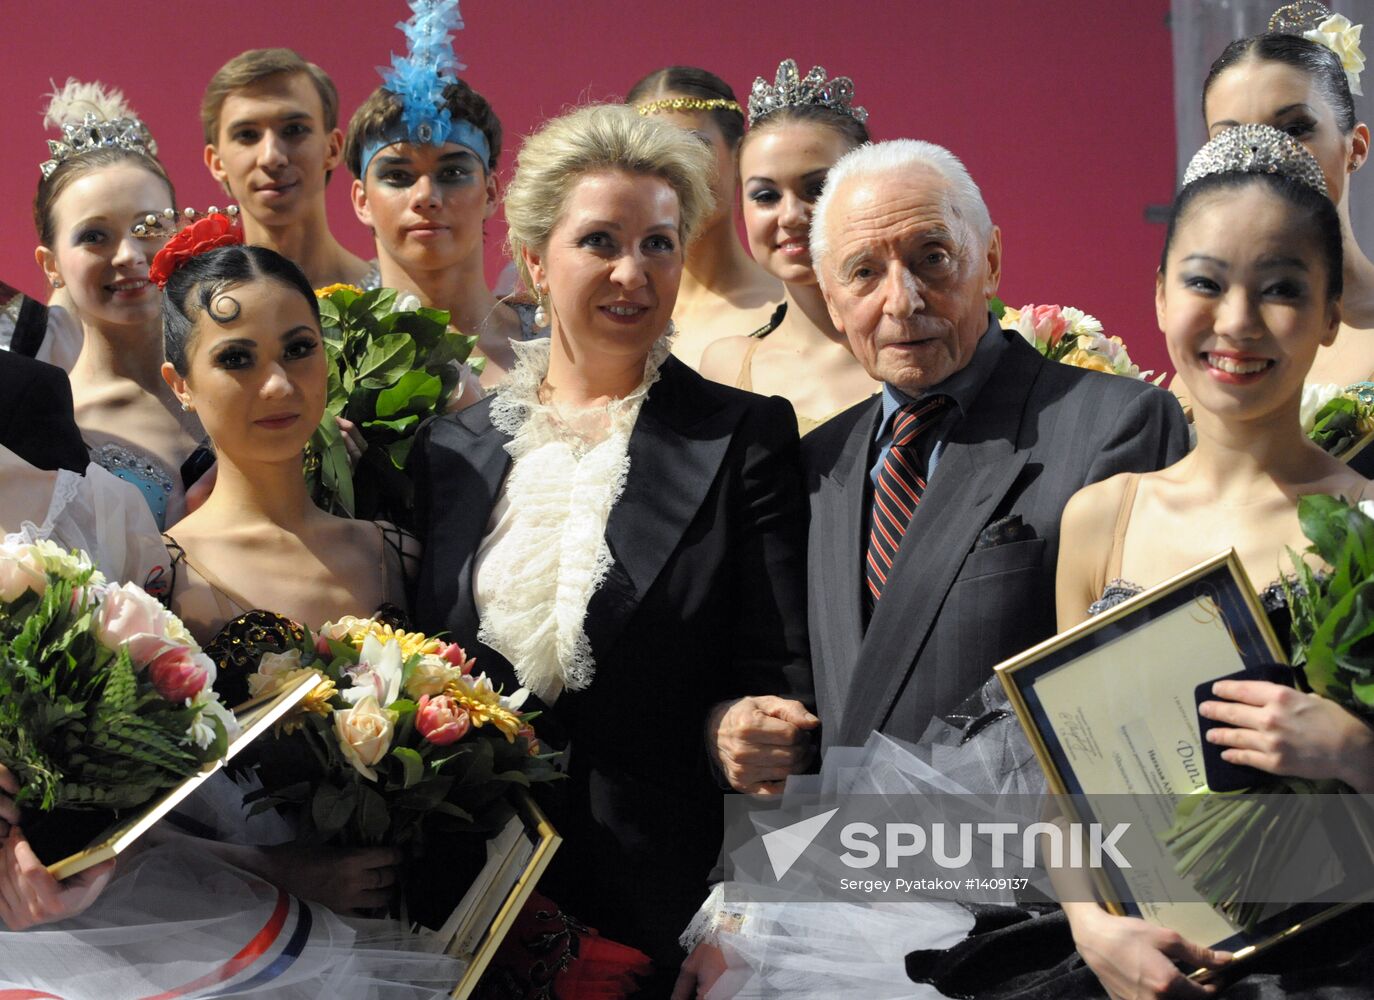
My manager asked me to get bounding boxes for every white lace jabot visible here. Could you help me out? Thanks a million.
[473,334,672,703]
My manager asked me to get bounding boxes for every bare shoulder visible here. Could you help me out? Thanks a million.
[699,334,754,385]
[1062,471,1135,537]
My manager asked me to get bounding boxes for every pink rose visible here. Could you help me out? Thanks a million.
[315,634,334,656]
[438,642,475,674]
[1025,304,1069,348]
[95,583,169,664]
[148,645,212,703]
[416,694,470,746]
[517,724,541,756]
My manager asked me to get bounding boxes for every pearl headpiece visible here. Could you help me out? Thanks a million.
[1182,123,1329,196]
[746,58,868,128]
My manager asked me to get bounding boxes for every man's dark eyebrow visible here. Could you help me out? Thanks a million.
[225,111,312,132]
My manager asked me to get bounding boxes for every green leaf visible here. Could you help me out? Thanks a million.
[363,414,420,433]
[366,288,399,320]
[356,334,416,388]
[388,438,415,471]
[355,784,391,843]
[392,746,425,788]
[310,782,357,836]
[375,371,442,418]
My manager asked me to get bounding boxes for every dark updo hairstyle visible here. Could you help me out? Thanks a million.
[626,66,746,149]
[1160,171,1344,302]
[162,245,320,376]
[35,146,176,247]
[742,101,871,155]
[343,79,503,178]
[1203,33,1358,133]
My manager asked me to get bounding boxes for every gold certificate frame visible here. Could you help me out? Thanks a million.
[447,788,561,999]
[995,550,1368,968]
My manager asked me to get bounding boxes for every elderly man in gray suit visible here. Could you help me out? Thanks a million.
[710,139,1189,790]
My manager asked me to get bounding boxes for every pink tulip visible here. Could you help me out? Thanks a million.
[438,642,475,675]
[149,645,211,703]
[416,694,470,746]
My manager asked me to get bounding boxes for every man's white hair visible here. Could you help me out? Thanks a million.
[810,139,993,285]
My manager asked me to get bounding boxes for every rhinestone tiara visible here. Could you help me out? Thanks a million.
[747,58,868,128]
[1182,123,1329,196]
[1268,0,1332,33]
[39,112,157,180]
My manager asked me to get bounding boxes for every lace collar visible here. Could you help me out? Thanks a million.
[477,329,673,704]
[489,332,674,448]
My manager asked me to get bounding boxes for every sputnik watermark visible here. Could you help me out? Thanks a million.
[836,820,1130,870]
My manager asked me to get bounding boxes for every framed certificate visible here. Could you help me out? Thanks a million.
[995,550,1372,967]
[443,788,561,999]
[44,671,326,880]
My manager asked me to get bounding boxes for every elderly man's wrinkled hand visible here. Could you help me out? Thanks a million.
[707,696,819,795]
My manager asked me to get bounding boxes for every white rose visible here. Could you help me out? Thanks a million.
[1360,499,1374,522]
[0,543,48,603]
[334,695,397,780]
[1300,382,1343,432]
[405,654,460,698]
[395,292,423,312]
[317,616,367,643]
[247,649,305,698]
[1307,15,1365,95]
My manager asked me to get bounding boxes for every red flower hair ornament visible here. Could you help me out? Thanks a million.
[149,213,244,289]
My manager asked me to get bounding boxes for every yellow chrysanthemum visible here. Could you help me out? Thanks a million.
[445,682,523,741]
[271,670,338,735]
[315,283,363,298]
[347,620,443,659]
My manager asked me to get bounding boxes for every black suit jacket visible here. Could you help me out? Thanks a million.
[0,351,88,473]
[413,356,810,967]
[804,330,1190,750]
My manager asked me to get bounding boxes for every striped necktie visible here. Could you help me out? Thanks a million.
[865,396,951,614]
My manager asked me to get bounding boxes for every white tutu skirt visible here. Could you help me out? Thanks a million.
[700,679,1045,1000]
[0,777,465,999]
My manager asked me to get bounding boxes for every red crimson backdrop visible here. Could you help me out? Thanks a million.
[2,0,1178,375]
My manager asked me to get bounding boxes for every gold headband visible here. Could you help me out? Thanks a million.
[636,97,743,117]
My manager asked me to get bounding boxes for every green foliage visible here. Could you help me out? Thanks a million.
[1308,396,1374,459]
[0,558,220,818]
[1286,495,1374,711]
[303,286,480,528]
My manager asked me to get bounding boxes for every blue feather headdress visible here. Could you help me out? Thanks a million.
[359,0,492,179]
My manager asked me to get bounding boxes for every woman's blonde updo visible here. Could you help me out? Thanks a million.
[504,104,715,292]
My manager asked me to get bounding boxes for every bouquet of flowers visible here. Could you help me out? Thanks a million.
[994,300,1166,384]
[304,285,482,527]
[0,539,236,849]
[1300,382,1374,459]
[242,615,558,850]
[1163,495,1374,928]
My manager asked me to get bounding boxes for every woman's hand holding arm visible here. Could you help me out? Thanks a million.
[1199,680,1374,791]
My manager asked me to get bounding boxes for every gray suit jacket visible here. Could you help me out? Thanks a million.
[803,329,1190,749]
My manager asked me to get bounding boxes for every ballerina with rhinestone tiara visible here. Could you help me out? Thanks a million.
[699,58,881,436]
[30,80,216,529]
